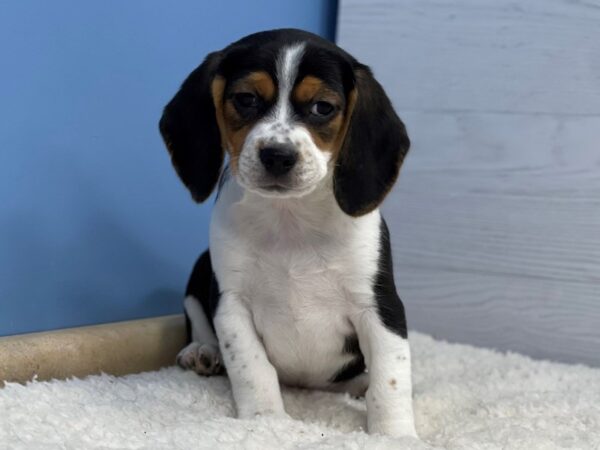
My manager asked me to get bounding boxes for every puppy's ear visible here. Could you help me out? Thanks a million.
[159,52,225,203]
[334,64,410,216]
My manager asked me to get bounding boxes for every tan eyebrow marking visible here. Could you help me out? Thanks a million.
[230,71,275,102]
[292,75,340,105]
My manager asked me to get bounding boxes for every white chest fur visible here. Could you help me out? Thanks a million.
[209,176,381,387]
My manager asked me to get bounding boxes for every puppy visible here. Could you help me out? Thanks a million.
[160,29,417,438]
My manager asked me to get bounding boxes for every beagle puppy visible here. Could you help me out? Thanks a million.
[159,29,417,438]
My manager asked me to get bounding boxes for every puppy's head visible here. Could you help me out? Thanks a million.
[159,29,409,216]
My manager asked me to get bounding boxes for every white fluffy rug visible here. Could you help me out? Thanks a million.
[1,333,599,449]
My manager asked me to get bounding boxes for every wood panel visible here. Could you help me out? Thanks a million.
[339,0,600,115]
[338,1,600,365]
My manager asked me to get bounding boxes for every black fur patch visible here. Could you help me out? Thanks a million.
[330,355,366,383]
[330,334,366,383]
[333,66,410,217]
[184,310,192,343]
[373,217,408,338]
[159,52,224,203]
[343,334,361,355]
[185,250,221,337]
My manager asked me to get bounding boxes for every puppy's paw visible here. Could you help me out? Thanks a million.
[176,342,224,376]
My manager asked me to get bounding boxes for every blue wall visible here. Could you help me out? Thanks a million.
[0,1,337,336]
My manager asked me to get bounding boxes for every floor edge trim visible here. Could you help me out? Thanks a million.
[0,315,187,386]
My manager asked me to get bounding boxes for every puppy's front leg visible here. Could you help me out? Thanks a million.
[354,311,418,438]
[214,293,286,418]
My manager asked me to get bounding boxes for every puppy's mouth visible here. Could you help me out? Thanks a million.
[260,183,289,192]
[247,180,316,199]
[254,182,298,196]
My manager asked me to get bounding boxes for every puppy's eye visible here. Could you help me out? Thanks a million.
[310,101,334,117]
[233,92,259,109]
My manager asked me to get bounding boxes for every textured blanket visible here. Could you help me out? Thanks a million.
[1,333,598,449]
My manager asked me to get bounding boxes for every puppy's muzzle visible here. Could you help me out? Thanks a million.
[259,144,298,177]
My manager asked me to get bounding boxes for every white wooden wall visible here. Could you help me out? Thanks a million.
[338,0,600,366]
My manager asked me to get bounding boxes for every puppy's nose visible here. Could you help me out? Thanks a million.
[259,145,298,176]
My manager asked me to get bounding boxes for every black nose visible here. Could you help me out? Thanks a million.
[259,145,298,176]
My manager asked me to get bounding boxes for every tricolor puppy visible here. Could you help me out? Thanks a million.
[160,29,417,438]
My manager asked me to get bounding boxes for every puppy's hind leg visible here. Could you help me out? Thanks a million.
[177,296,223,375]
[176,251,224,376]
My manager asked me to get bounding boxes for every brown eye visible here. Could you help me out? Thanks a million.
[233,92,260,109]
[310,101,334,117]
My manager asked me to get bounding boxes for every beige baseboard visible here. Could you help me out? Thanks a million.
[0,315,187,386]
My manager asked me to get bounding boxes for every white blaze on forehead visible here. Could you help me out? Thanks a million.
[274,43,305,123]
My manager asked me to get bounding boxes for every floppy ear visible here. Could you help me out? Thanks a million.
[159,52,225,203]
[333,64,410,216]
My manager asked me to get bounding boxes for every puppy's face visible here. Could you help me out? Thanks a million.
[160,29,409,216]
[213,43,354,198]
